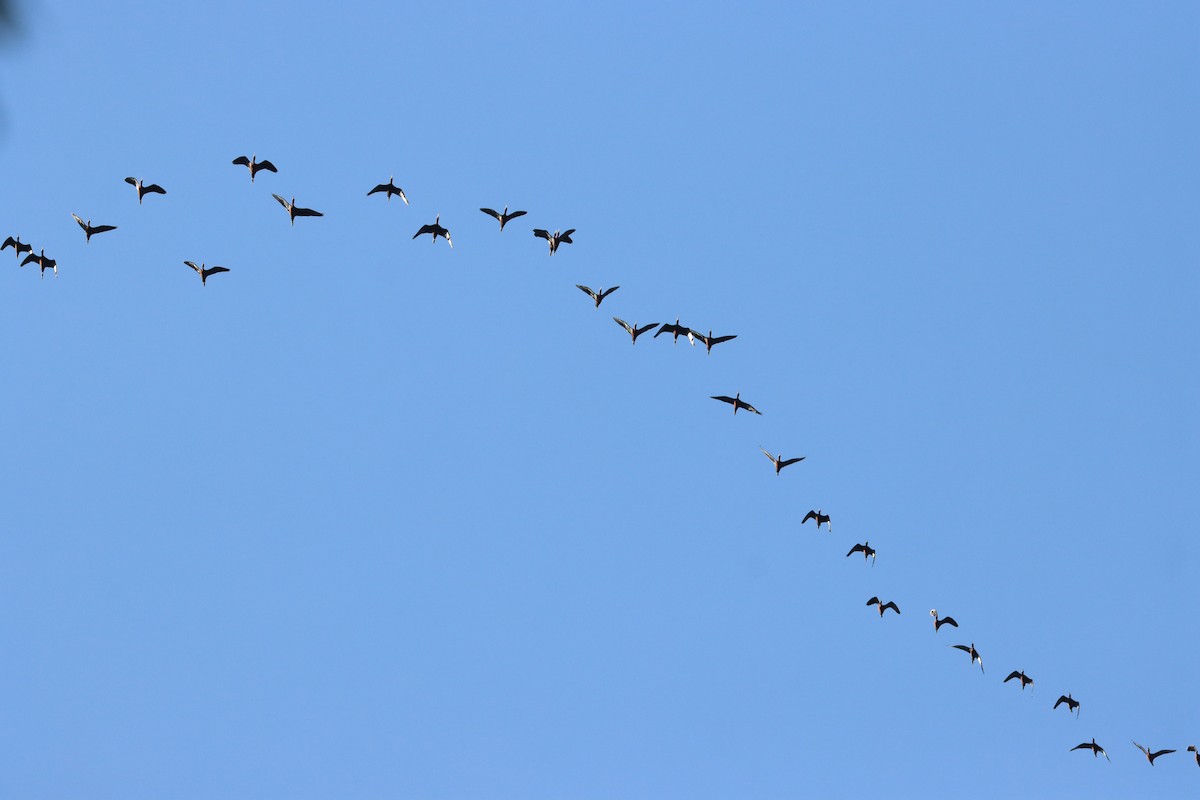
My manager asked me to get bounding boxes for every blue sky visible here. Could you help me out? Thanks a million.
[1,2,1197,797]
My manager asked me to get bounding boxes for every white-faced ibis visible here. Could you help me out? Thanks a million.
[577,285,619,308]
[368,176,408,204]
[232,154,278,183]
[654,319,695,346]
[480,206,526,230]
[184,261,230,287]
[612,317,659,345]
[124,176,166,204]
[866,597,900,617]
[1071,739,1110,762]
[1188,745,1198,767]
[413,215,452,247]
[951,643,984,673]
[2,235,32,259]
[1004,670,1034,691]
[533,227,574,255]
[272,194,324,225]
[759,446,804,475]
[802,509,831,532]
[847,542,876,564]
[929,609,958,632]
[711,393,761,415]
[21,249,57,278]
[71,213,117,243]
[1054,694,1080,717]
[693,329,737,355]
[1132,741,1175,766]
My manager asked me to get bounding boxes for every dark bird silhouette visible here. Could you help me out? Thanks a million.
[711,392,761,416]
[1187,745,1198,767]
[692,329,737,354]
[413,215,452,247]
[951,643,984,673]
[760,446,804,475]
[654,318,696,346]
[232,154,278,183]
[612,318,659,345]
[272,194,324,225]
[480,206,526,230]
[2,235,32,259]
[577,285,619,308]
[533,227,574,255]
[368,176,408,204]
[124,176,166,204]
[846,542,876,564]
[801,509,831,532]
[1004,670,1034,691]
[866,597,900,617]
[929,609,958,631]
[1071,739,1110,762]
[183,261,230,287]
[21,249,57,278]
[71,213,117,242]
[1054,694,1080,717]
[1132,741,1175,766]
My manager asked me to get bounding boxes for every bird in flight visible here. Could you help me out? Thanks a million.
[71,214,117,243]
[711,392,761,416]
[612,318,659,345]
[1071,739,1110,762]
[2,235,32,259]
[480,206,526,230]
[273,194,324,225]
[929,609,958,632]
[846,542,876,564]
[654,319,695,346]
[866,597,900,617]
[1187,745,1198,767]
[576,285,619,308]
[1004,670,1034,692]
[22,249,57,278]
[759,447,804,475]
[801,509,831,532]
[692,329,737,355]
[231,154,277,183]
[368,176,409,204]
[533,227,574,255]
[183,261,230,287]
[951,643,984,673]
[413,215,452,247]
[1053,694,1080,717]
[1132,741,1175,766]
[125,176,166,204]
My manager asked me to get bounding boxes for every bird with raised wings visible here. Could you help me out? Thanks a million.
[692,329,737,355]
[760,447,804,475]
[929,609,958,632]
[866,597,900,617]
[846,542,876,564]
[612,318,659,345]
[21,249,57,278]
[368,176,408,204]
[801,509,831,532]
[711,393,761,416]
[577,285,619,308]
[951,643,984,673]
[480,206,526,230]
[125,176,166,204]
[273,194,323,225]
[1004,670,1034,692]
[2,235,32,259]
[1054,694,1080,717]
[533,227,574,255]
[1071,739,1110,762]
[184,261,230,287]
[1132,741,1175,766]
[71,214,117,243]
[413,215,452,247]
[232,154,278,183]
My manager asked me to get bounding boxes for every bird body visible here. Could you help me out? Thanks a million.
[1071,739,1110,762]
[929,609,958,631]
[184,260,230,286]
[1004,670,1034,691]
[368,176,409,204]
[711,392,761,416]
[125,176,166,203]
[951,643,984,673]
[694,329,737,354]
[72,213,117,243]
[866,596,900,617]
[1054,694,1080,717]
[480,206,526,230]
[232,154,278,182]
[2,235,32,259]
[847,542,876,564]
[413,215,452,247]
[1132,741,1175,766]
[21,249,57,278]
[273,194,323,225]
[760,446,804,475]
[801,509,831,531]
[577,285,619,308]
[613,318,659,344]
[533,227,574,255]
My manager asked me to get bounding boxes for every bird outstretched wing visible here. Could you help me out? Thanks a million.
[613,317,634,335]
[257,160,278,173]
[72,213,87,230]
[273,194,290,209]
[232,156,251,167]
[532,228,551,241]
[576,285,598,301]
[480,208,500,220]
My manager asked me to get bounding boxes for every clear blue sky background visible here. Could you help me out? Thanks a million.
[1,2,1196,797]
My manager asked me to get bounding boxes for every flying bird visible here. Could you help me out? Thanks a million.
[368,176,408,204]
[533,227,574,255]
[1071,739,1110,762]
[413,215,452,247]
[183,261,230,287]
[231,154,277,182]
[951,643,984,673]
[576,285,619,308]
[654,319,696,346]
[2,235,32,259]
[21,249,57,278]
[1187,745,1198,767]
[612,318,659,345]
[1004,670,1034,691]
[1132,741,1175,766]
[929,609,958,631]
[711,393,761,416]
[124,176,166,204]
[71,213,117,242]
[866,597,900,617]
[759,447,804,475]
[272,194,323,225]
[480,206,526,230]
[846,542,876,564]
[692,329,737,354]
[801,509,831,532]
[1054,694,1080,717]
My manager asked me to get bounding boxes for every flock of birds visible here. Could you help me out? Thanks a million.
[6,152,1197,775]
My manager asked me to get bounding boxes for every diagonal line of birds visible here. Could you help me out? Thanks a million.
[5,154,1196,773]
